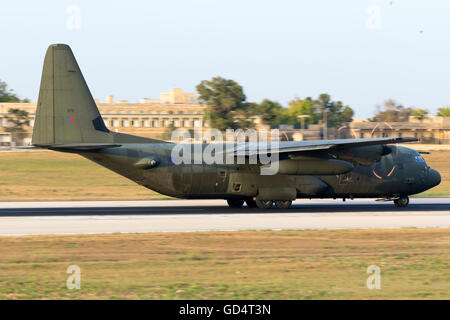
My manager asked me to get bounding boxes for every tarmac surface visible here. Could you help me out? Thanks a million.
[0,198,448,236]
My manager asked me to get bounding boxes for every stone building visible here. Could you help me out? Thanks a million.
[0,89,206,143]
[0,132,13,148]
[2,88,450,145]
[348,116,450,144]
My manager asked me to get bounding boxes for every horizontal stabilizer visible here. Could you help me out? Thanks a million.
[14,146,42,149]
[47,143,121,151]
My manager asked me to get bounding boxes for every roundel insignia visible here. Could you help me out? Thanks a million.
[168,157,175,165]
[68,115,74,122]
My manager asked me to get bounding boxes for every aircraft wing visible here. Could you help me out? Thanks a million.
[233,137,418,156]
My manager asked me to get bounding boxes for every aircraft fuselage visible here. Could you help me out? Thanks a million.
[78,144,441,201]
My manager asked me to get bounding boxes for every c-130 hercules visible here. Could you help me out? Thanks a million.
[31,44,441,209]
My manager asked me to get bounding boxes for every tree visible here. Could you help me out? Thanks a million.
[412,108,428,121]
[437,107,450,117]
[272,94,354,129]
[0,79,29,102]
[311,94,354,128]
[197,77,248,130]
[286,97,319,127]
[323,98,353,128]
[4,108,30,143]
[371,99,413,122]
[251,99,284,126]
[341,106,354,123]
[4,108,30,132]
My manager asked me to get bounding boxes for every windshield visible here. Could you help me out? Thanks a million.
[412,151,426,164]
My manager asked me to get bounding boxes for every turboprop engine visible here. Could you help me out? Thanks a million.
[329,145,392,166]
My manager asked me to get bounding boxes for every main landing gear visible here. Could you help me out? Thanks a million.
[274,200,292,209]
[226,199,293,209]
[394,196,409,208]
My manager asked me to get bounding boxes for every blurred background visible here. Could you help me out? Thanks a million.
[1,1,450,201]
[0,1,449,301]
[1,0,450,147]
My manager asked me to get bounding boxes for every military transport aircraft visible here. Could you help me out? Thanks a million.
[30,44,441,209]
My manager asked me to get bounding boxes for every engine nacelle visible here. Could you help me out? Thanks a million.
[275,157,354,175]
[330,145,391,166]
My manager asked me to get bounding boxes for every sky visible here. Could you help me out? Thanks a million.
[1,0,450,118]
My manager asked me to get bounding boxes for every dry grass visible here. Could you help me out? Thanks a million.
[0,151,167,201]
[0,150,448,201]
[0,229,448,299]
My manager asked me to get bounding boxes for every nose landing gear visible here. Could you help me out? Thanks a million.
[394,196,409,208]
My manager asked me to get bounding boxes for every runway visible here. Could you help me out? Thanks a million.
[0,198,448,236]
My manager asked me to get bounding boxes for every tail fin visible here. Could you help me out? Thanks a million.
[32,44,113,146]
[33,44,163,147]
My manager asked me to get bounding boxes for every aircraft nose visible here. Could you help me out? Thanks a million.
[428,168,441,188]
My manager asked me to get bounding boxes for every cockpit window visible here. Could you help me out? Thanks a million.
[412,151,425,163]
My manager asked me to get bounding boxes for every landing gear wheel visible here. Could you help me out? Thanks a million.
[246,198,257,208]
[227,199,244,208]
[275,200,292,209]
[255,199,273,209]
[394,196,409,208]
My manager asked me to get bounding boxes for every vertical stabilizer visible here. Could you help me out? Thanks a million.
[32,44,111,146]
